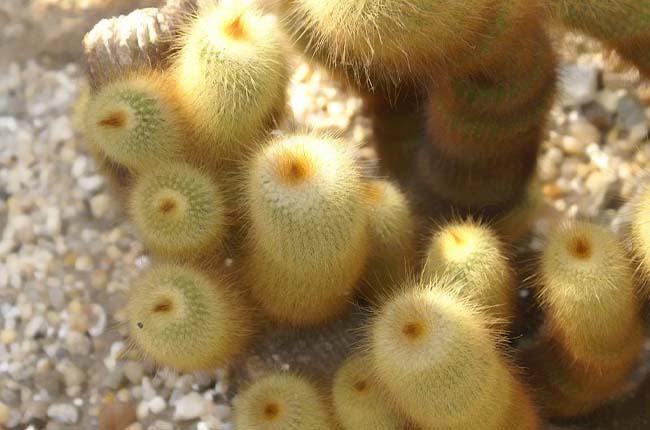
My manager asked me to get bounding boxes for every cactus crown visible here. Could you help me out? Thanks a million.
[234,373,333,430]
[127,263,251,371]
[84,72,183,170]
[129,162,227,257]
[246,133,366,264]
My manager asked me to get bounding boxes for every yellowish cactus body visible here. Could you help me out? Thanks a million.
[234,373,334,430]
[527,220,644,417]
[423,221,516,325]
[245,134,369,326]
[283,0,494,82]
[129,162,227,258]
[84,72,185,171]
[631,187,650,292]
[173,2,290,160]
[127,264,252,372]
[362,180,416,302]
[538,220,643,366]
[370,285,538,429]
[332,353,404,430]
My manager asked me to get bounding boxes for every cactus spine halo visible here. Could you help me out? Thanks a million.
[127,264,252,372]
[83,72,184,170]
[422,220,516,325]
[333,352,404,430]
[631,187,650,287]
[283,0,493,82]
[245,133,369,325]
[234,373,334,430]
[172,2,290,159]
[370,284,519,429]
[538,220,643,365]
[129,162,227,258]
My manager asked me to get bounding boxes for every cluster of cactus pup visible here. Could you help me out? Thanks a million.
[78,0,650,428]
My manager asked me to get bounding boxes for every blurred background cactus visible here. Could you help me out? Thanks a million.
[4,0,650,428]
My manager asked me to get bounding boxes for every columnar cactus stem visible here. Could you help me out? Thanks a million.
[370,284,540,430]
[171,2,290,163]
[244,133,370,326]
[524,220,644,417]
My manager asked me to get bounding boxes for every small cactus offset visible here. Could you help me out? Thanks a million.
[422,220,517,327]
[127,263,253,372]
[361,179,416,302]
[77,0,650,427]
[244,133,370,326]
[234,373,335,430]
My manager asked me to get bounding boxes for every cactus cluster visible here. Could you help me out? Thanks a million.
[79,0,650,427]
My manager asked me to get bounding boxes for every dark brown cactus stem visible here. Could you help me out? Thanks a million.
[411,23,557,219]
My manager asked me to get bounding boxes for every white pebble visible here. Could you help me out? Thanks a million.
[47,403,79,424]
[173,392,207,421]
[149,396,167,415]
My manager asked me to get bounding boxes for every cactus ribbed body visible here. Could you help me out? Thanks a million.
[423,220,516,326]
[493,180,543,242]
[361,180,416,302]
[234,373,334,430]
[173,3,290,161]
[527,220,644,417]
[549,0,650,77]
[282,0,495,83]
[84,73,184,171]
[370,285,539,429]
[333,353,404,430]
[129,162,227,258]
[419,25,557,210]
[245,134,369,326]
[127,264,252,371]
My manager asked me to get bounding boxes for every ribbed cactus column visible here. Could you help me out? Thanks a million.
[549,1,650,77]
[416,5,557,215]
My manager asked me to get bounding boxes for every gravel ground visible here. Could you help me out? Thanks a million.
[2,2,650,430]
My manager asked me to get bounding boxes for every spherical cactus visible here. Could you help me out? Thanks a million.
[244,133,369,326]
[332,352,404,430]
[631,187,650,292]
[361,180,416,302]
[127,263,252,372]
[538,220,643,368]
[83,72,185,171]
[282,0,494,82]
[234,373,334,430]
[172,2,290,161]
[422,220,516,326]
[370,284,537,429]
[129,162,227,258]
